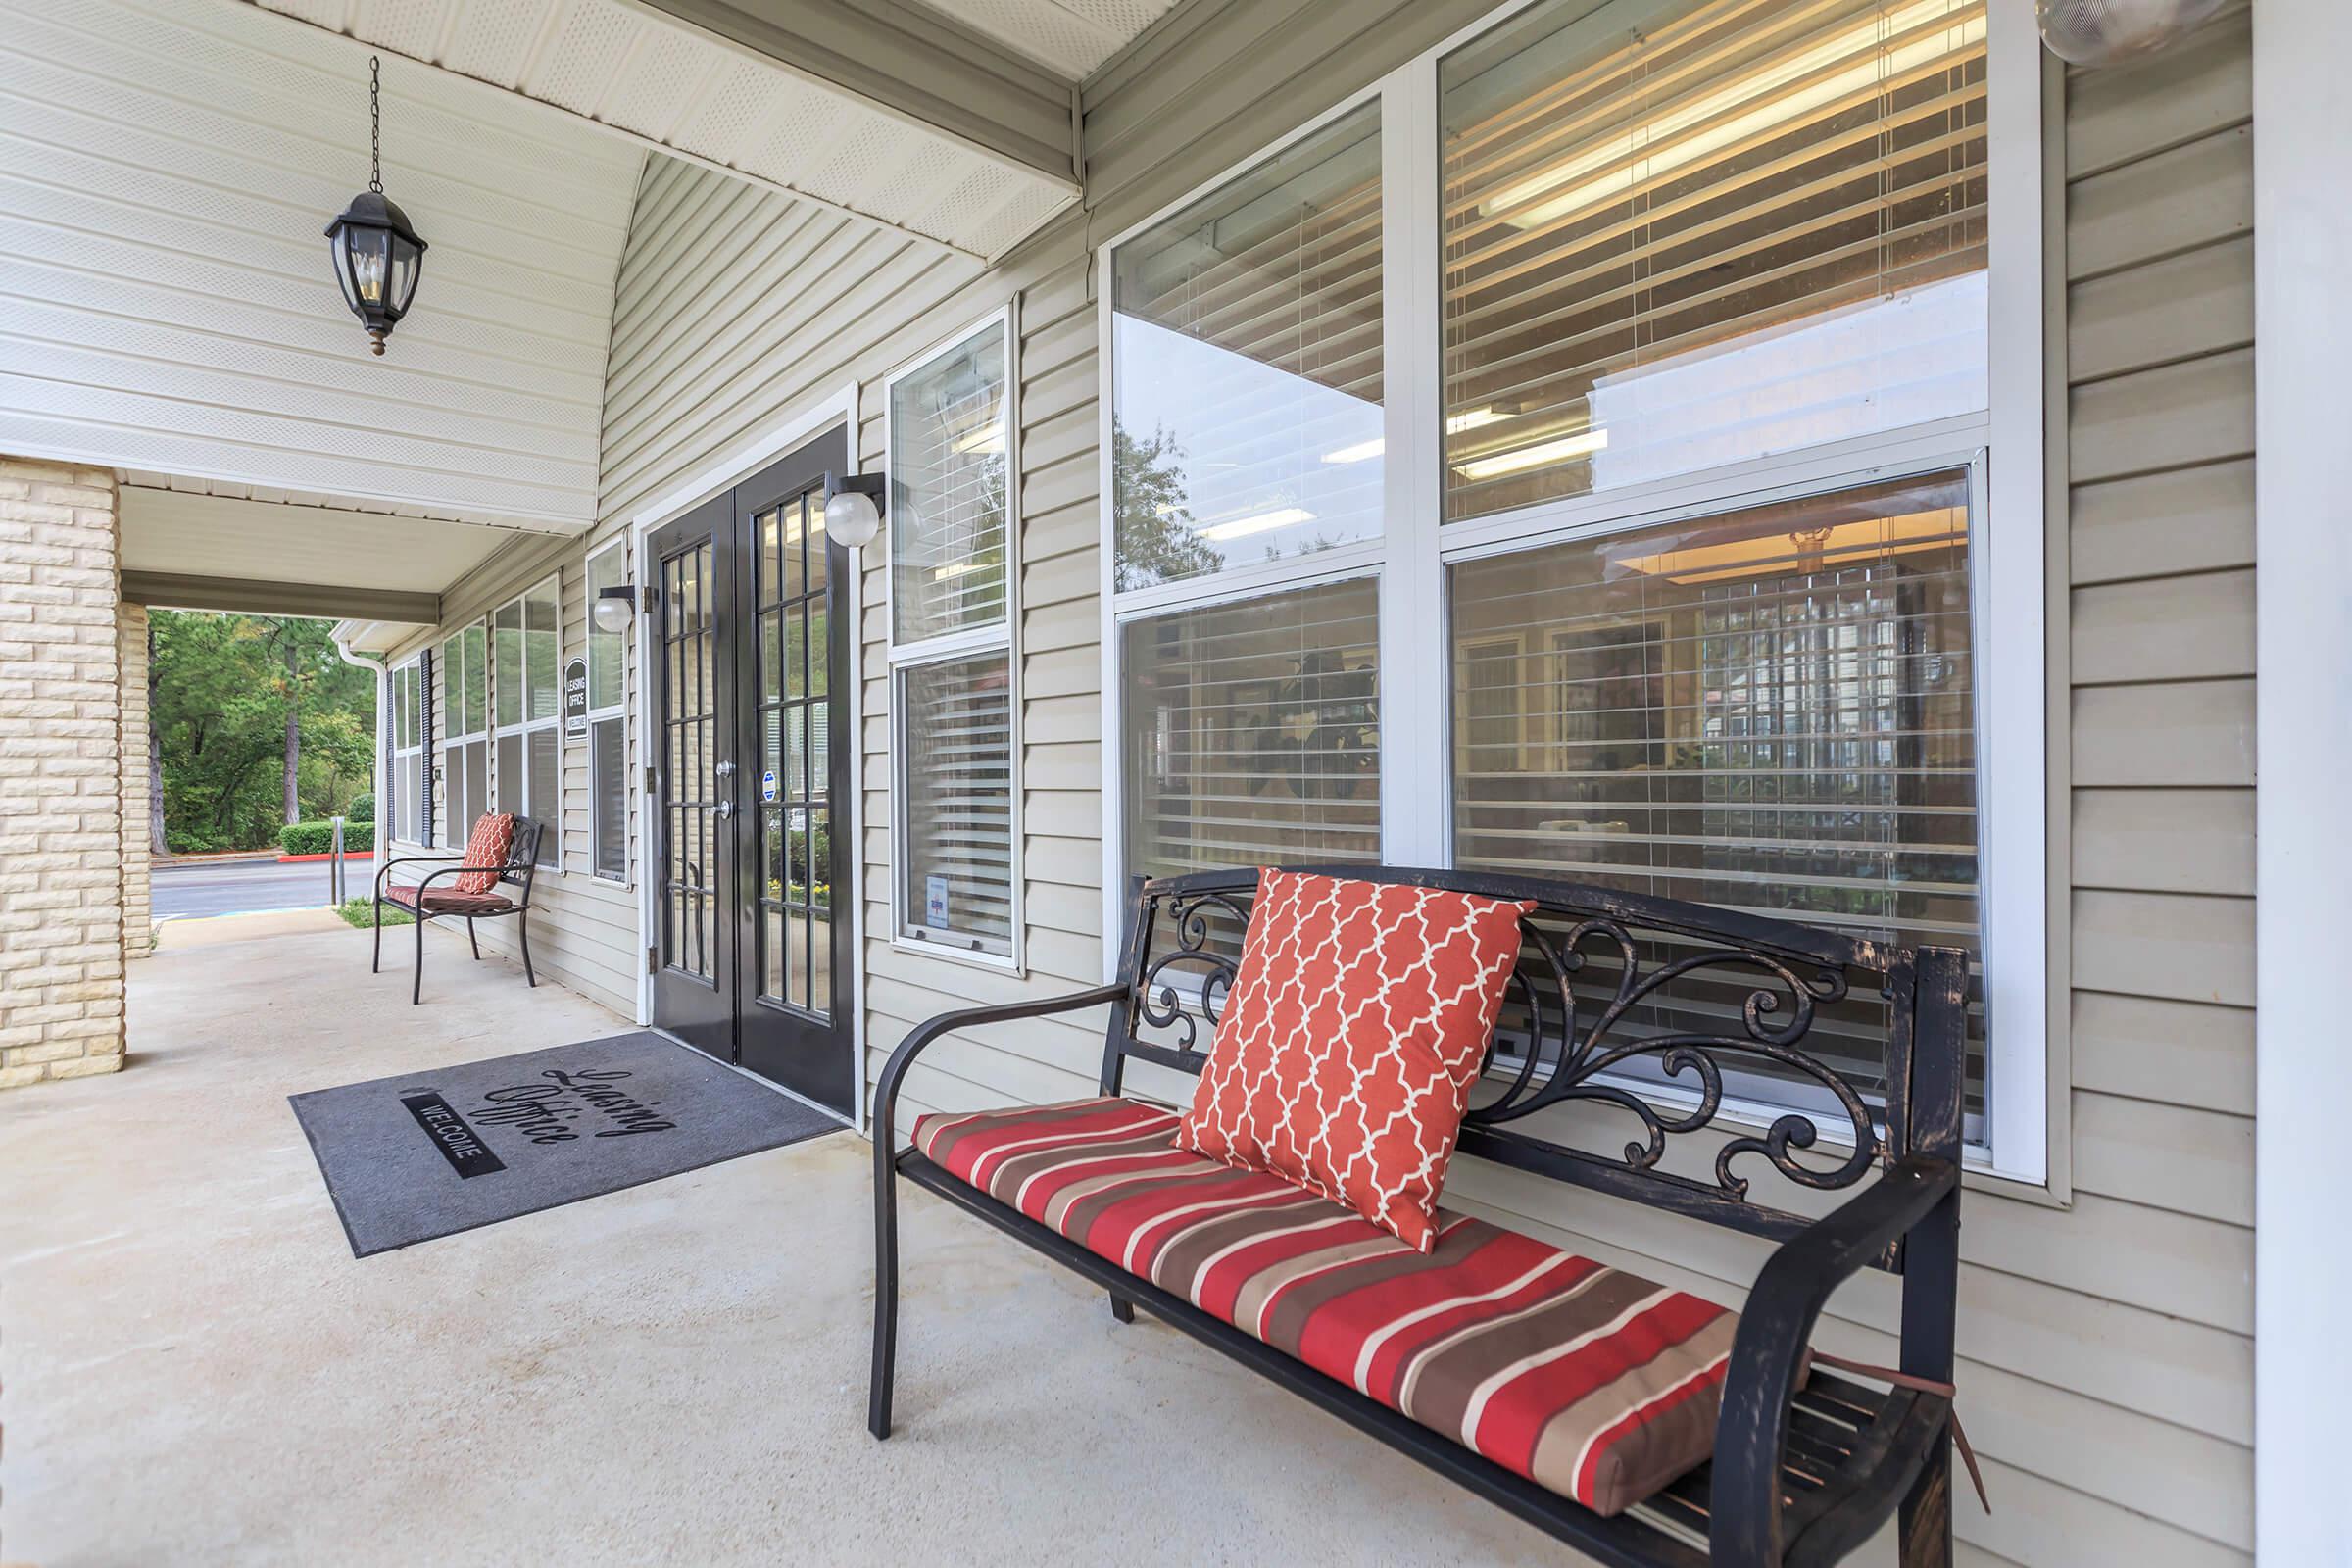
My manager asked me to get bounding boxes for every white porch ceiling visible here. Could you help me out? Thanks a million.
[1,0,641,528]
[119,482,512,615]
[245,0,1087,261]
[911,0,1186,80]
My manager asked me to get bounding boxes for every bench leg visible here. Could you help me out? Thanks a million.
[466,917,480,959]
[412,911,426,1005]
[869,1139,900,1440]
[518,914,536,987]
[371,894,382,973]
[1897,1433,1954,1568]
[1108,1294,1135,1324]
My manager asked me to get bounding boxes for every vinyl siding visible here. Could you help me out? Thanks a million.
[399,5,2255,1562]
[0,0,640,526]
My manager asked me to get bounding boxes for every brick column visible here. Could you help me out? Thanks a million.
[120,602,153,960]
[0,457,125,1089]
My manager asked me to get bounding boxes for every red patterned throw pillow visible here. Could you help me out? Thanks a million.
[1175,869,1535,1252]
[452,813,515,895]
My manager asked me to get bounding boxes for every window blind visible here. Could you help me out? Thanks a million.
[1110,102,1385,588]
[1121,577,1382,883]
[1450,468,1984,1128]
[1440,0,1988,522]
[900,652,1014,956]
[890,324,1009,644]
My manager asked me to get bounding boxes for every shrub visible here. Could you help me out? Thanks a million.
[347,792,374,824]
[279,819,365,856]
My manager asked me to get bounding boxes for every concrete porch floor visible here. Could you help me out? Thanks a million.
[1,924,1557,1566]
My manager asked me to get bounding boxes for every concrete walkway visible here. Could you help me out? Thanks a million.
[0,924,1558,1566]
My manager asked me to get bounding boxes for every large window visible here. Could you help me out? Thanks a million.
[1440,0,1987,520]
[438,622,488,849]
[1111,102,1384,590]
[1121,578,1381,880]
[1451,469,1982,1126]
[1101,0,2042,1179]
[889,317,1018,963]
[493,575,562,866]
[585,543,629,882]
[388,654,430,846]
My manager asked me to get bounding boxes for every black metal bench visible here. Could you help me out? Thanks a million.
[870,865,1969,1567]
[370,815,544,1004]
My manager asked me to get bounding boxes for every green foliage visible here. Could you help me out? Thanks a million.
[153,611,378,853]
[336,897,410,929]
[279,819,367,856]
[347,792,375,824]
[1110,420,1221,592]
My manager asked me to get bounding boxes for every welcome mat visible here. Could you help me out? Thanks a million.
[290,1032,840,1256]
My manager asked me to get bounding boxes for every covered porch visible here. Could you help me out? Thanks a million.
[0,923,1557,1563]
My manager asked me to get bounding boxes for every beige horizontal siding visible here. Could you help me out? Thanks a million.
[411,5,2261,1563]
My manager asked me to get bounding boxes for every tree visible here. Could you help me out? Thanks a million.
[1110,419,1221,591]
[151,612,377,852]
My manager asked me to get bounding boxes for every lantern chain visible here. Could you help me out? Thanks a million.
[368,55,383,195]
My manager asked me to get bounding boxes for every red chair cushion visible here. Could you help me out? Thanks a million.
[386,886,514,916]
[451,813,515,895]
[1174,869,1535,1251]
[914,1098,1738,1517]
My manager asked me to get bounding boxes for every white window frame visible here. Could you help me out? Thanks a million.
[584,538,631,885]
[492,572,564,871]
[389,653,427,847]
[883,305,1025,975]
[437,620,489,851]
[1095,0,2049,1187]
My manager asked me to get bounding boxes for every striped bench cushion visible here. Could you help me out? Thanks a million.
[912,1096,1739,1517]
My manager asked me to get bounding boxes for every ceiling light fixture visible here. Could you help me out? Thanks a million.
[323,56,427,356]
[1451,428,1609,480]
[1483,0,1983,232]
[1198,506,1314,542]
[1321,407,1512,466]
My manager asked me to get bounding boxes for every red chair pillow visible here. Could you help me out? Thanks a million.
[1174,869,1535,1251]
[452,813,515,895]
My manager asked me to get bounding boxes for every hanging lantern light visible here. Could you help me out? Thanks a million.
[323,56,427,355]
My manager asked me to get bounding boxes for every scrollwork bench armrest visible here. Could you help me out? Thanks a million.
[1707,1154,1961,1567]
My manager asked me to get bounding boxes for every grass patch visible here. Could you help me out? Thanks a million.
[336,897,410,929]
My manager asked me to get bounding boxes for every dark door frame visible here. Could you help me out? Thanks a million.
[632,398,865,1126]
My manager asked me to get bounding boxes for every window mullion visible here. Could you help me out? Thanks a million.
[1379,56,1448,871]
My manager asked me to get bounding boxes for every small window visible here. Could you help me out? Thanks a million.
[388,654,431,846]
[492,574,563,866]
[898,651,1014,956]
[585,543,629,882]
[888,315,1019,963]
[890,323,1009,644]
[439,622,488,849]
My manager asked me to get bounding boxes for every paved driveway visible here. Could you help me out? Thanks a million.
[154,856,342,918]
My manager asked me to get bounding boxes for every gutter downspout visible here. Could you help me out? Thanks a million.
[331,630,387,871]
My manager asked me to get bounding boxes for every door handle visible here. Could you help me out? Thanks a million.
[714,800,735,819]
[715,760,737,778]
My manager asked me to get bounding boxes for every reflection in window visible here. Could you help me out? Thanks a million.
[890,323,1009,643]
[1122,578,1381,882]
[1440,0,1988,521]
[1111,103,1384,589]
[1450,469,1982,1126]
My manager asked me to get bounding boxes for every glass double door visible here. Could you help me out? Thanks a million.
[649,427,853,1114]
